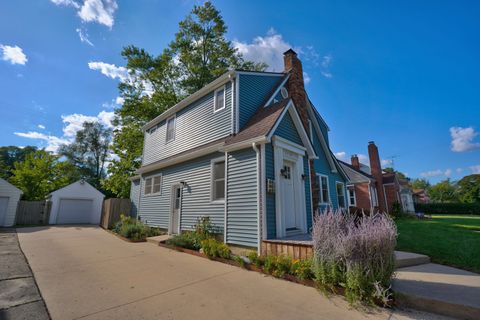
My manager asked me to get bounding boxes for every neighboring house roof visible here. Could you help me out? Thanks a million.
[339,160,375,183]
[382,173,397,184]
[48,180,104,197]
[0,178,23,195]
[225,99,289,146]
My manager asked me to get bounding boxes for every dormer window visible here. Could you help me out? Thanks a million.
[214,87,225,112]
[166,115,175,143]
[280,87,288,99]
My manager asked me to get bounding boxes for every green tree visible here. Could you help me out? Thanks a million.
[10,150,79,200]
[104,1,266,197]
[383,167,409,180]
[0,145,37,179]
[59,121,112,189]
[428,179,459,203]
[456,174,480,203]
[411,178,431,190]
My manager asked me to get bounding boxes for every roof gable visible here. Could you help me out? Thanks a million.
[50,180,104,197]
[0,178,23,195]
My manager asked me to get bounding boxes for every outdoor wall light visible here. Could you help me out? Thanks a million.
[301,174,307,181]
[180,181,188,187]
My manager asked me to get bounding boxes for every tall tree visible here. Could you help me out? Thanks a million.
[456,174,480,203]
[10,150,79,200]
[103,1,266,197]
[0,145,37,179]
[411,178,431,190]
[428,179,458,203]
[60,121,112,188]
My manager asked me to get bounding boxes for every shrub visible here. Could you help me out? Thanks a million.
[247,251,265,268]
[200,238,231,259]
[193,216,216,240]
[273,255,292,278]
[166,232,203,250]
[290,259,314,280]
[312,209,397,306]
[263,255,278,275]
[112,214,162,241]
[415,203,480,215]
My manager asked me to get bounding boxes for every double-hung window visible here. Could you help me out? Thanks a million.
[348,188,356,207]
[166,116,175,143]
[317,174,330,204]
[144,175,162,196]
[214,87,225,112]
[336,182,346,208]
[211,159,225,201]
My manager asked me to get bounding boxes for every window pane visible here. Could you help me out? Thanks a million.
[214,161,225,179]
[166,117,175,141]
[152,176,161,194]
[320,176,329,203]
[145,178,152,195]
[214,180,225,200]
[215,89,224,110]
[337,183,345,208]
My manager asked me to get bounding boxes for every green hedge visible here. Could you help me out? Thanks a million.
[415,203,480,215]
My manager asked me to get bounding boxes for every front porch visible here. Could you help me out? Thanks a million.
[261,233,313,260]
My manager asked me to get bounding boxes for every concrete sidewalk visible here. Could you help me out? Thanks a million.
[0,228,49,320]
[394,263,480,319]
[17,226,449,320]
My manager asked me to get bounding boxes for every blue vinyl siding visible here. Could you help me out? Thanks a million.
[238,73,283,129]
[138,152,225,232]
[130,179,140,217]
[265,143,276,239]
[226,148,258,247]
[274,112,303,146]
[143,82,232,165]
[311,126,346,211]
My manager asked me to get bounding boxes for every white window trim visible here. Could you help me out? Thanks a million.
[213,85,226,113]
[317,173,330,204]
[165,115,176,144]
[210,156,226,203]
[144,174,162,197]
[336,181,347,208]
[348,187,356,207]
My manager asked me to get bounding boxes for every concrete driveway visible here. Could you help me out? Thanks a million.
[17,226,448,320]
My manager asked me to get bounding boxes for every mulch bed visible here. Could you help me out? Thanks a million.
[157,240,393,307]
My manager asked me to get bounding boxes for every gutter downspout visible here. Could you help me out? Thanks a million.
[252,142,261,254]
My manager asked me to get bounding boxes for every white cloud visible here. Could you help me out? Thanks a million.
[78,0,118,28]
[233,28,292,72]
[0,44,28,65]
[456,167,463,173]
[115,96,124,105]
[334,151,346,160]
[50,0,79,8]
[51,0,118,28]
[358,154,369,164]
[470,165,480,174]
[14,111,115,152]
[381,159,393,167]
[450,126,480,152]
[420,169,452,178]
[88,61,128,81]
[76,27,94,46]
[303,72,311,85]
[320,54,333,78]
[37,124,46,129]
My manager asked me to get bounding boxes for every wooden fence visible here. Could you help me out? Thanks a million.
[100,198,132,229]
[15,200,51,225]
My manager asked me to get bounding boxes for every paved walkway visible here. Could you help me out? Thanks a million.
[0,228,49,320]
[16,226,449,320]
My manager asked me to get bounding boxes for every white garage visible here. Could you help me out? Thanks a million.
[0,178,23,227]
[48,180,104,225]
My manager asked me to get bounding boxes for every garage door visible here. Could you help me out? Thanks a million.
[57,199,93,224]
[0,197,9,226]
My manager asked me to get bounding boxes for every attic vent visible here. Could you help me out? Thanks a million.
[280,87,288,99]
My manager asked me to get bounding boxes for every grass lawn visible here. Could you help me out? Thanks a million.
[396,214,480,273]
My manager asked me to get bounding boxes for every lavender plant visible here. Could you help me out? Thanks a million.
[312,209,397,305]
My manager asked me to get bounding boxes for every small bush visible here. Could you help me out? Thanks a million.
[201,238,231,259]
[167,232,204,250]
[193,216,217,239]
[112,214,162,241]
[233,255,246,268]
[247,251,265,268]
[415,203,480,215]
[263,255,278,275]
[291,259,314,280]
[312,209,397,306]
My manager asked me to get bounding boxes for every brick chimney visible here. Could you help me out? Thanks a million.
[283,49,309,129]
[368,141,386,212]
[284,49,319,214]
[351,154,360,170]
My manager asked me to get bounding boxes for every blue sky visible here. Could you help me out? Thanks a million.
[1,0,479,183]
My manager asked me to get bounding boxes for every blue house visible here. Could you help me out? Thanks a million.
[130,49,348,252]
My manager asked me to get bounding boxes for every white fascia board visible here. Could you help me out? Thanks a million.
[136,142,225,174]
[222,136,267,152]
[143,70,237,131]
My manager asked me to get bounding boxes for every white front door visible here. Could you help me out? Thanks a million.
[170,185,182,234]
[281,160,297,230]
